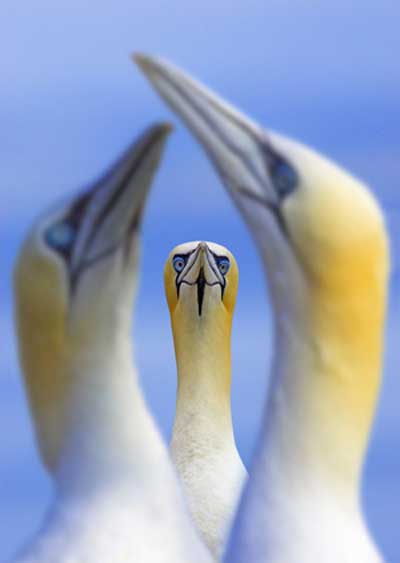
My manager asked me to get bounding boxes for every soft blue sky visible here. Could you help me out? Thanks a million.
[1,1,399,561]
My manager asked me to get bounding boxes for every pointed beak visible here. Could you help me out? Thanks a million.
[69,122,172,288]
[176,241,225,316]
[134,54,297,220]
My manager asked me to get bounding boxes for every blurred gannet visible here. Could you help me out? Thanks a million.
[164,241,247,558]
[134,55,389,563]
[13,124,211,563]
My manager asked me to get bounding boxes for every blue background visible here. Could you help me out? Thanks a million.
[1,1,399,560]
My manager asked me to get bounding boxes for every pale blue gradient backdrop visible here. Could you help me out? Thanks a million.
[1,1,399,561]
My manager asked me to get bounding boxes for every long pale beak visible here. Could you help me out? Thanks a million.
[69,122,172,288]
[134,54,296,218]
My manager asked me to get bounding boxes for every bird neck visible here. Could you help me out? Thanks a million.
[54,329,167,494]
[258,275,386,503]
[226,282,386,562]
[171,311,234,447]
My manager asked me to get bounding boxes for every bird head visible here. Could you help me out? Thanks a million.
[165,240,238,324]
[135,54,388,321]
[14,123,172,470]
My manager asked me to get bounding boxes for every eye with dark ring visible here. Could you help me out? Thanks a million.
[217,257,230,275]
[45,221,76,251]
[173,255,187,273]
[271,159,298,199]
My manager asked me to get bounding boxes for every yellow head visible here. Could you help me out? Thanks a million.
[13,124,171,471]
[165,240,237,318]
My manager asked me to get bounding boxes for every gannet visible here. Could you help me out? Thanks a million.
[134,55,389,563]
[164,240,247,558]
[13,124,212,563]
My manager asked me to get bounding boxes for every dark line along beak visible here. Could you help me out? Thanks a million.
[176,242,225,316]
[134,54,297,228]
[68,123,172,289]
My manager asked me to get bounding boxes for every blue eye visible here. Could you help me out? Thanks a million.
[217,257,230,275]
[173,256,186,273]
[272,160,298,198]
[45,221,76,250]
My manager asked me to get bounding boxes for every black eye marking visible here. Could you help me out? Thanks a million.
[43,192,91,263]
[45,221,76,254]
[270,157,298,199]
[215,256,230,276]
[173,251,196,297]
[261,140,298,200]
[207,251,227,300]
[173,255,187,273]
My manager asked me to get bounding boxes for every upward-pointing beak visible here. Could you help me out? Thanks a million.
[69,123,172,288]
[134,54,295,218]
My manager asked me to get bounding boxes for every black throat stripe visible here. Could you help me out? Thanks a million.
[197,267,206,316]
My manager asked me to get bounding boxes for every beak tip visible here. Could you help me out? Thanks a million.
[145,122,174,144]
[132,51,144,64]
[164,121,174,133]
[133,52,156,75]
[157,121,174,135]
